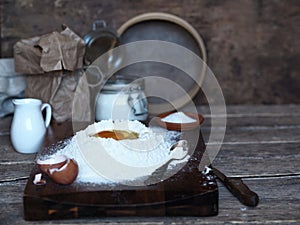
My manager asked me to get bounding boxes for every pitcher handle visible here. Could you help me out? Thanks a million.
[41,103,52,128]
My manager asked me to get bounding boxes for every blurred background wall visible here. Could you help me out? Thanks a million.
[1,0,299,105]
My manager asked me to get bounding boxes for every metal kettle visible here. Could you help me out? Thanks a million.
[83,20,119,65]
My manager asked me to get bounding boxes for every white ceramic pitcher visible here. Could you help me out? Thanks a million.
[10,98,52,154]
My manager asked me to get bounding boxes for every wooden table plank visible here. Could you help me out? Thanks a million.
[197,104,300,115]
[213,142,300,177]
[0,135,36,162]
[201,126,300,144]
[214,176,300,223]
[0,116,12,135]
[202,115,300,127]
[0,180,27,204]
[198,104,300,127]
[0,163,33,181]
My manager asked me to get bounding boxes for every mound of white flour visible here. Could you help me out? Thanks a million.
[47,120,181,184]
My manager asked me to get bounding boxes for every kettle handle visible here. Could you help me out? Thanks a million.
[41,103,52,128]
[92,20,107,31]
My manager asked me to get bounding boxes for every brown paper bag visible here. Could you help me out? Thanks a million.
[14,26,85,74]
[25,70,83,122]
[14,26,87,122]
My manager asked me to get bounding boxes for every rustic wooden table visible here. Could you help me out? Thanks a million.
[1,105,299,224]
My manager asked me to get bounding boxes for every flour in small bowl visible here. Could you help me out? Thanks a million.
[44,120,183,184]
[162,112,196,123]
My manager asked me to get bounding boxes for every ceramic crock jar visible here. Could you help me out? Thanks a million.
[95,75,148,121]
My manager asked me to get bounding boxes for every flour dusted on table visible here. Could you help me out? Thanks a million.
[47,120,182,184]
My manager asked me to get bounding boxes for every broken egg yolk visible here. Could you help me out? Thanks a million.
[94,130,139,140]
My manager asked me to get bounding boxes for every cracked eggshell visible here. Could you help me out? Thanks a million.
[37,155,79,185]
[37,155,67,175]
[48,158,79,185]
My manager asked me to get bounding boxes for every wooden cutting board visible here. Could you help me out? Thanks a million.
[23,125,218,221]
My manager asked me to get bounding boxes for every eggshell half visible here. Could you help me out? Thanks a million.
[48,158,79,185]
[37,155,67,175]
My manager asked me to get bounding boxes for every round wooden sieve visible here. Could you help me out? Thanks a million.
[117,12,207,114]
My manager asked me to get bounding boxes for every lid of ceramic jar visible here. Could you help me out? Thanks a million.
[102,75,144,93]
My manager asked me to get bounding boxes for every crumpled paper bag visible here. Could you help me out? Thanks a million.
[14,25,85,74]
[25,70,83,122]
[13,26,87,122]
